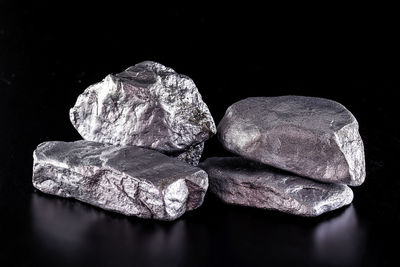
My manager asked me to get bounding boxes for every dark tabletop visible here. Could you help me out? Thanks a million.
[1,2,399,267]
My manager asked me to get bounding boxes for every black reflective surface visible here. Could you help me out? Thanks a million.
[1,2,399,266]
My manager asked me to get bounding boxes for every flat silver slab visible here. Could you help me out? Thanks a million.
[200,157,353,216]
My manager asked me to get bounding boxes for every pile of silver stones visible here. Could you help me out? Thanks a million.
[32,61,366,220]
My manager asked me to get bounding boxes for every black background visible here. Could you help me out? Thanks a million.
[1,2,399,267]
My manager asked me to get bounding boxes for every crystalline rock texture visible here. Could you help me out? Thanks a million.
[70,61,216,165]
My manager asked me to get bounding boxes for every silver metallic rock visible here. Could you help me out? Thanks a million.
[199,157,353,217]
[32,140,208,221]
[70,61,216,165]
[218,96,365,186]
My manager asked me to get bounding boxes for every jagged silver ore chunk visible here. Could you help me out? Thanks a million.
[217,96,365,186]
[32,140,208,221]
[69,61,216,165]
[199,157,353,216]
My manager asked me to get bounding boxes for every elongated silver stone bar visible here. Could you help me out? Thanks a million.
[218,96,365,186]
[32,140,208,221]
[199,157,353,217]
[70,61,216,165]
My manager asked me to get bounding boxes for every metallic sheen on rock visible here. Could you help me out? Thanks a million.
[70,61,216,165]
[32,140,208,221]
[217,96,365,186]
[199,157,353,217]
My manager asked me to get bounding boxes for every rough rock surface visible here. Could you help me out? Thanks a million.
[32,140,208,221]
[173,143,204,166]
[217,96,365,186]
[70,61,216,165]
[199,157,353,217]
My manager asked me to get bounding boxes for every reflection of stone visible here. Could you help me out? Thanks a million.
[200,157,353,216]
[31,193,105,257]
[33,140,208,220]
[218,96,365,185]
[31,193,189,266]
[313,205,366,266]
